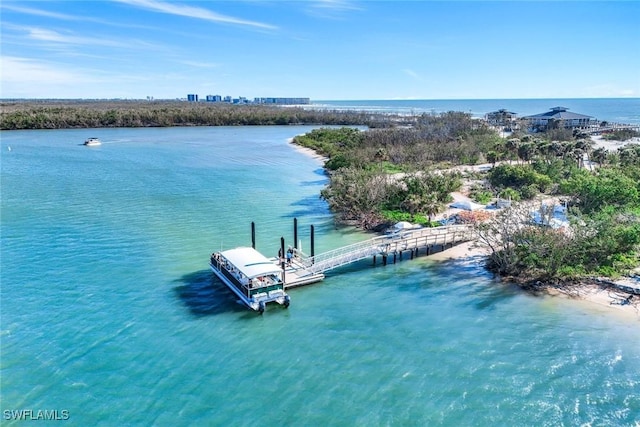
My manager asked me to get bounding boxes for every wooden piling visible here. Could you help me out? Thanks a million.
[310,225,315,259]
[280,237,286,282]
[251,222,256,249]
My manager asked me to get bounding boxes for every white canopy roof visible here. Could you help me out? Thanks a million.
[450,200,485,211]
[393,221,414,230]
[219,247,282,278]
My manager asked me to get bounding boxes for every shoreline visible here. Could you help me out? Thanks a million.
[290,132,640,321]
[289,138,329,164]
[428,241,640,321]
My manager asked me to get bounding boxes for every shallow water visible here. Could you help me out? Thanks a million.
[2,126,639,426]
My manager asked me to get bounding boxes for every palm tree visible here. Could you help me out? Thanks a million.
[506,138,520,162]
[619,146,638,166]
[591,147,608,167]
[486,150,501,167]
[569,147,585,169]
[575,138,594,170]
[536,139,553,163]
[422,193,442,222]
[517,142,537,164]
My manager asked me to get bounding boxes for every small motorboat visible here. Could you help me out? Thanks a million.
[84,137,101,146]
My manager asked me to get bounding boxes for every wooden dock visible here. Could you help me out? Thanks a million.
[281,224,474,288]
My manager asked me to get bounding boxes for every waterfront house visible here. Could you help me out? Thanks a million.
[486,109,519,131]
[524,107,594,132]
[486,109,517,126]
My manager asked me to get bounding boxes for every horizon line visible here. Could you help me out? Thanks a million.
[2,96,639,102]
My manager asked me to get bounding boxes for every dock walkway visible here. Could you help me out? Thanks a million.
[282,224,474,288]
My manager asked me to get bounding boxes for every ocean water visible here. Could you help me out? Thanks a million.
[1,125,639,426]
[312,98,640,126]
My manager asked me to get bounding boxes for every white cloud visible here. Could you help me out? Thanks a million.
[403,69,421,80]
[306,0,363,19]
[179,60,220,69]
[0,4,79,20]
[25,27,124,47]
[1,56,99,97]
[0,55,194,98]
[311,0,362,12]
[1,56,87,85]
[0,3,156,30]
[115,0,278,30]
[5,25,161,52]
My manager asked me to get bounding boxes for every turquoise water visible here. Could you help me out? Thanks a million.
[1,126,639,426]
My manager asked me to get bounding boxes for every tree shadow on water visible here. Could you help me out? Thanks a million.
[282,195,331,218]
[173,269,248,317]
[299,178,328,187]
[469,285,519,312]
[414,256,520,311]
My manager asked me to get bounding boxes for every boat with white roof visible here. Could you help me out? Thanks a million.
[84,137,101,146]
[210,246,290,313]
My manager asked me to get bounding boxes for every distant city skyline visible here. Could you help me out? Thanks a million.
[1,1,639,100]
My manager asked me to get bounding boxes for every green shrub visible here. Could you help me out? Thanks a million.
[596,265,618,277]
[519,184,539,200]
[381,210,413,223]
[499,188,521,202]
[556,265,586,278]
[412,214,430,226]
[603,129,639,141]
[325,154,352,170]
[470,189,493,204]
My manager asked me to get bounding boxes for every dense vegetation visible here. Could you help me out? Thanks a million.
[296,112,501,171]
[294,117,640,279]
[0,100,400,130]
[294,112,499,228]
[319,166,462,229]
[468,146,640,280]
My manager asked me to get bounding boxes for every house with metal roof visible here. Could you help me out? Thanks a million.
[524,106,594,131]
[486,108,520,132]
[486,109,518,126]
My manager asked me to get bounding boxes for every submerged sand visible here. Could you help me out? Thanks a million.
[429,242,639,321]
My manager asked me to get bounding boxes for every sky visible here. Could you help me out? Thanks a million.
[1,1,639,100]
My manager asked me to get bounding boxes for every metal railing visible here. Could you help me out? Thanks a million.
[294,224,474,275]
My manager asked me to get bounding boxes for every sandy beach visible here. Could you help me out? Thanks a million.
[291,137,640,320]
[591,134,640,151]
[289,138,329,164]
[427,240,639,321]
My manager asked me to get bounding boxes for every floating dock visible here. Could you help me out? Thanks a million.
[212,220,475,311]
